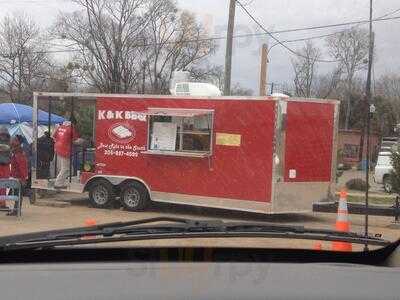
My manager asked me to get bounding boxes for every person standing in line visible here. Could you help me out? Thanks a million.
[0,126,11,209]
[37,131,54,179]
[8,135,28,216]
[53,116,82,188]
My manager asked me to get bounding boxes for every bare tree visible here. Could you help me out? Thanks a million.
[314,67,342,99]
[190,64,224,90]
[46,64,86,93]
[191,64,252,95]
[291,41,321,98]
[327,28,369,129]
[231,83,253,96]
[54,0,215,95]
[376,74,400,100]
[54,0,155,93]
[0,14,51,102]
[142,0,216,94]
[375,74,400,122]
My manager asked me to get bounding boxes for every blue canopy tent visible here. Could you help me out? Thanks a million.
[0,103,65,144]
[0,103,65,125]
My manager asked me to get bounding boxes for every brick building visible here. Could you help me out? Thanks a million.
[338,129,380,166]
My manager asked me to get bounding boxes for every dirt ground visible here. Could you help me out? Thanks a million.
[0,193,398,251]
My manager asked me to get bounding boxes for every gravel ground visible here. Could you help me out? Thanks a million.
[0,194,398,251]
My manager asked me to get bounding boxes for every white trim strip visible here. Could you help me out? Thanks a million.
[151,191,271,214]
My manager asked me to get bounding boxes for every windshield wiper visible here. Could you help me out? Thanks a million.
[0,217,390,251]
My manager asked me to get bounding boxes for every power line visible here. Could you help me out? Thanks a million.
[236,2,400,62]
[8,11,400,56]
[273,32,346,47]
[212,14,400,43]
[378,7,400,19]
[281,7,400,45]
[76,16,400,51]
[268,6,400,50]
[240,0,255,7]
[260,15,400,35]
[235,0,338,63]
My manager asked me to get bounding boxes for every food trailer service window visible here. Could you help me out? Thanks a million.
[144,108,214,158]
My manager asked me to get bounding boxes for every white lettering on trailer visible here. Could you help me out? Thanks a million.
[97,142,146,159]
[98,110,146,122]
[115,111,124,119]
[98,110,106,120]
[125,111,132,120]
[107,111,114,119]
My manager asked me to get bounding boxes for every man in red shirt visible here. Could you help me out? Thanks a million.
[53,117,81,188]
[8,135,28,216]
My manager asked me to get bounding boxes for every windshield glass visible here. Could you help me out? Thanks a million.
[0,0,398,254]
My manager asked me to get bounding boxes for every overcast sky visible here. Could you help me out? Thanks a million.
[1,0,399,93]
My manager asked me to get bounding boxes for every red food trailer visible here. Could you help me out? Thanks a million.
[31,92,339,214]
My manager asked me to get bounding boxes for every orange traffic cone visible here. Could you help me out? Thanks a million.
[85,218,97,227]
[313,242,322,251]
[332,190,352,252]
[83,218,97,239]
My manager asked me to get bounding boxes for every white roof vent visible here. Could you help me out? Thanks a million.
[271,93,290,98]
[170,71,191,94]
[172,82,222,97]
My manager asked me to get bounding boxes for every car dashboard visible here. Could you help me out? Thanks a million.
[0,244,399,300]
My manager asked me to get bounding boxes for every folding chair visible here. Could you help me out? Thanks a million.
[0,178,22,217]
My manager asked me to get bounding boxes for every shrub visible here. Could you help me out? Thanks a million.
[390,151,400,193]
[340,163,352,171]
[345,178,368,191]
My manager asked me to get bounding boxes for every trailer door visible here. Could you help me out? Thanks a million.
[284,102,335,183]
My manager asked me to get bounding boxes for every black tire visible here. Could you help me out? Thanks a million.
[88,180,115,208]
[120,181,149,211]
[383,176,393,194]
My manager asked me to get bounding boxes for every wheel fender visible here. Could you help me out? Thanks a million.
[84,175,151,198]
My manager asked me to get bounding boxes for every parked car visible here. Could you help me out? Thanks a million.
[374,152,393,193]
[381,136,398,142]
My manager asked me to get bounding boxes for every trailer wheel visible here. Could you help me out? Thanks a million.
[88,180,115,208]
[120,181,149,211]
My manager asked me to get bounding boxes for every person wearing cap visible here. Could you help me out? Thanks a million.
[7,135,28,216]
[0,126,11,208]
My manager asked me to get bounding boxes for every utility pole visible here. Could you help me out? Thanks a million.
[259,44,268,96]
[364,0,374,251]
[224,0,236,96]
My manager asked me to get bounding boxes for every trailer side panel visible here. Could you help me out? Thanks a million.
[95,97,275,203]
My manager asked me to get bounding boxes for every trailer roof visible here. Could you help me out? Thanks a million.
[33,92,339,105]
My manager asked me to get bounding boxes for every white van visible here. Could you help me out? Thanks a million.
[374,152,393,193]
